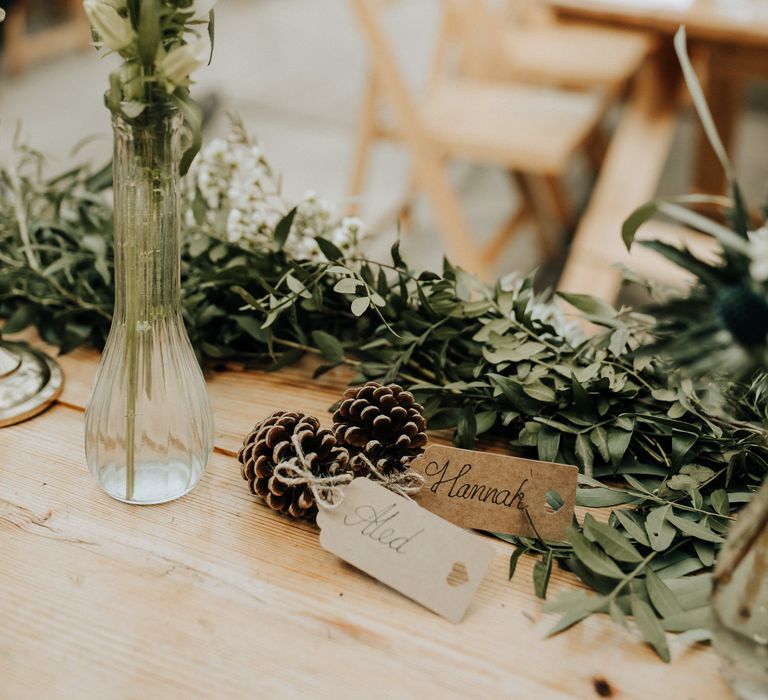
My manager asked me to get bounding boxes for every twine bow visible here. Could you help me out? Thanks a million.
[354,454,425,500]
[272,434,354,511]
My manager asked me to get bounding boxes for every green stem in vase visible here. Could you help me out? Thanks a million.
[122,143,140,503]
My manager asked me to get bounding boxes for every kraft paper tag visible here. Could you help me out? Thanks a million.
[317,478,494,623]
[410,444,577,541]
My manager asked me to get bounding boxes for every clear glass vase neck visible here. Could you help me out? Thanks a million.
[112,108,184,324]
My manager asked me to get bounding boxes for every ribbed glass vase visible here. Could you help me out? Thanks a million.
[85,104,213,505]
[712,479,768,699]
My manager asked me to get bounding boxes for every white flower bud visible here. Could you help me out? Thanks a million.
[160,39,208,90]
[83,0,135,52]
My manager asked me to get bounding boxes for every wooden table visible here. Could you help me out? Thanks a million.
[553,0,768,302]
[551,0,768,195]
[0,338,730,698]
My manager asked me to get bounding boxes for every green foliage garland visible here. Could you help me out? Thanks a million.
[1,134,766,661]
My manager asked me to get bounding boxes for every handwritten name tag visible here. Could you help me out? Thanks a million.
[410,444,577,541]
[317,478,494,623]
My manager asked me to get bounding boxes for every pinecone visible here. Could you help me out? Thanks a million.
[238,411,352,519]
[332,382,428,473]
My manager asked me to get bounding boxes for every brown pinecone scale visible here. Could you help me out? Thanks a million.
[238,411,352,519]
[332,382,428,473]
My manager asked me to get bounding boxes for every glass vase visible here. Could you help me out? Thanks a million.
[85,104,213,505]
[712,479,768,699]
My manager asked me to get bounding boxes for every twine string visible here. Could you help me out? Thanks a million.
[355,453,425,500]
[273,436,425,510]
[272,434,354,510]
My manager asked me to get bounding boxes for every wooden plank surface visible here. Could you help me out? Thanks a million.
[0,335,732,698]
[548,0,768,46]
[549,0,768,196]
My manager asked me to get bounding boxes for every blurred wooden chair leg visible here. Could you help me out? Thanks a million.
[414,151,491,279]
[481,198,532,266]
[397,165,421,233]
[511,171,557,261]
[543,175,574,231]
[4,1,30,76]
[346,73,378,217]
[585,126,609,174]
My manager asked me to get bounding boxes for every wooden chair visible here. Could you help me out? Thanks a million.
[347,0,608,279]
[432,0,652,171]
[489,1,654,95]
[3,0,90,76]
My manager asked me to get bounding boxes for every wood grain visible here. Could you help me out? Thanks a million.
[548,0,768,196]
[549,0,768,46]
[0,341,732,698]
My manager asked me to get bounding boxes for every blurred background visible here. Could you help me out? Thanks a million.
[2,0,768,295]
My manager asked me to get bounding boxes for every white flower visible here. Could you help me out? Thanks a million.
[160,39,208,90]
[83,0,135,52]
[0,8,6,22]
[749,227,768,282]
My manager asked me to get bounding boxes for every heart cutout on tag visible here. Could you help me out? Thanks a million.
[446,561,470,587]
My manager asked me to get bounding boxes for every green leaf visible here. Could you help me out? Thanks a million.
[693,540,715,567]
[590,426,610,462]
[666,513,724,543]
[427,408,462,430]
[661,606,712,633]
[607,428,633,467]
[523,381,556,403]
[575,433,594,473]
[456,405,477,449]
[639,240,723,287]
[232,315,267,342]
[622,201,658,250]
[576,487,638,508]
[656,201,749,255]
[474,410,497,435]
[508,547,526,580]
[645,505,676,552]
[609,600,629,630]
[334,277,363,294]
[568,528,625,579]
[537,426,560,463]
[2,304,36,334]
[546,608,593,637]
[351,297,370,317]
[545,594,606,636]
[630,595,670,662]
[315,236,343,261]
[612,509,651,547]
[207,8,216,65]
[274,207,297,249]
[311,330,344,364]
[489,375,543,414]
[710,489,729,516]
[583,513,643,563]
[285,274,307,297]
[533,550,554,599]
[674,27,734,182]
[645,568,683,618]
[556,292,617,319]
[172,92,204,177]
